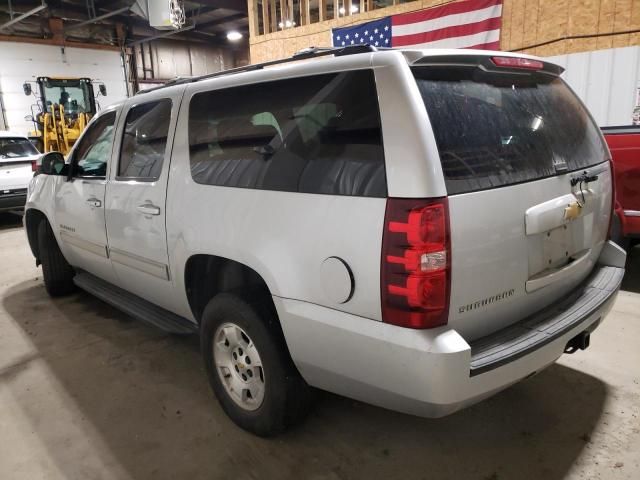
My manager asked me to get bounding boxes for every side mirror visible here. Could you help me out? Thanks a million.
[99,83,107,96]
[38,151,66,176]
[23,82,32,96]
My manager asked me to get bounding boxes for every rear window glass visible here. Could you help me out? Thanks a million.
[413,67,608,195]
[0,138,38,159]
[188,70,386,197]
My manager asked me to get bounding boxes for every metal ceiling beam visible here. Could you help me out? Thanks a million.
[0,3,47,32]
[187,0,247,13]
[196,12,246,29]
[189,5,220,17]
[127,24,196,46]
[64,5,130,31]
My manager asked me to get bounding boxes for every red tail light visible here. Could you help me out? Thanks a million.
[381,198,451,329]
[491,56,544,70]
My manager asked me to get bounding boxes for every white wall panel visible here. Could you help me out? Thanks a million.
[0,42,128,137]
[548,46,640,127]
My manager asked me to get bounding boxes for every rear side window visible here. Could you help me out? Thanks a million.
[118,99,172,180]
[413,67,608,195]
[188,70,386,197]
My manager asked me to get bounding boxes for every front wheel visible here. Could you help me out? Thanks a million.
[37,220,76,296]
[200,293,313,436]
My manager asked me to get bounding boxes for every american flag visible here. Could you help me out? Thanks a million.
[332,0,502,51]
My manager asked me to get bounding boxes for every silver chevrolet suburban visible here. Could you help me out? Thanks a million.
[24,46,626,436]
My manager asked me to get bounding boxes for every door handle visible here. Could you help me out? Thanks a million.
[136,203,161,216]
[86,197,102,208]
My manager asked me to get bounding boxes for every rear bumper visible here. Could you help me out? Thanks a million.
[0,189,27,212]
[275,264,623,418]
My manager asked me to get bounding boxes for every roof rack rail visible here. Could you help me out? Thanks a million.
[135,44,378,95]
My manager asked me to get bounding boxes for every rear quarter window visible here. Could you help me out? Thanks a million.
[188,70,386,198]
[413,67,608,195]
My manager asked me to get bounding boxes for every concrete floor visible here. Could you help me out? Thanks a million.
[0,212,639,480]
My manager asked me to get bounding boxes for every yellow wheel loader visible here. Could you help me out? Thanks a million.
[23,77,106,155]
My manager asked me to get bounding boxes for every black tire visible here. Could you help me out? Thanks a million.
[200,292,313,436]
[37,220,76,296]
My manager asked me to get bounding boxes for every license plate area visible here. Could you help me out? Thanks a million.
[525,190,598,283]
[528,215,592,279]
[0,163,30,175]
[542,224,574,270]
[1,165,15,175]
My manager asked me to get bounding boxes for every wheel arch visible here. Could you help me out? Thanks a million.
[24,208,49,264]
[184,254,279,326]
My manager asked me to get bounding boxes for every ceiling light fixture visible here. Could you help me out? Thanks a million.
[226,31,243,41]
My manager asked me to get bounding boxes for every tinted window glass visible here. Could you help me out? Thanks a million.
[73,111,116,177]
[188,70,386,197]
[119,99,172,180]
[0,138,39,158]
[413,67,607,195]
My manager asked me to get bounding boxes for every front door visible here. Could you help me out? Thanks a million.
[55,110,118,283]
[105,96,178,310]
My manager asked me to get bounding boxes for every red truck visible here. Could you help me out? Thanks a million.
[604,126,640,248]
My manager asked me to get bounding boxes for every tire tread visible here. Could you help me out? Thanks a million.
[37,220,76,296]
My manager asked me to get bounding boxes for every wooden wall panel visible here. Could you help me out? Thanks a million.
[249,0,640,63]
[595,0,616,50]
[612,0,633,47]
[500,0,512,50]
[522,0,540,49]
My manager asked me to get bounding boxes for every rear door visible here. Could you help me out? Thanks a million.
[412,59,612,340]
[105,93,180,311]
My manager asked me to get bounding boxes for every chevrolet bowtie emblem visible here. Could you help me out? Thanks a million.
[564,201,582,221]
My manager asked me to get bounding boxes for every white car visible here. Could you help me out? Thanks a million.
[0,131,39,212]
[23,46,626,436]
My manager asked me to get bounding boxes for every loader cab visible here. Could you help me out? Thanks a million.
[23,77,105,155]
[37,77,97,118]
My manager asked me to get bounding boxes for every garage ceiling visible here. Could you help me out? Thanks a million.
[0,0,249,47]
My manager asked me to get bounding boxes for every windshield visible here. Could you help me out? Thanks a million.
[41,79,92,115]
[0,137,39,159]
[413,67,608,195]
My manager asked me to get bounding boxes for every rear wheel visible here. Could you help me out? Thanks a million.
[37,220,76,296]
[200,293,313,436]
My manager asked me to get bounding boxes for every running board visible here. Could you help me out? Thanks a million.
[73,272,198,335]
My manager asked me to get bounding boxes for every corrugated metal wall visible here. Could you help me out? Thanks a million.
[549,46,640,127]
[0,42,128,137]
[134,40,245,84]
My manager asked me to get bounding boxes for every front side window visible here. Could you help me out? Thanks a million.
[73,111,116,177]
[188,70,386,197]
[118,99,172,180]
